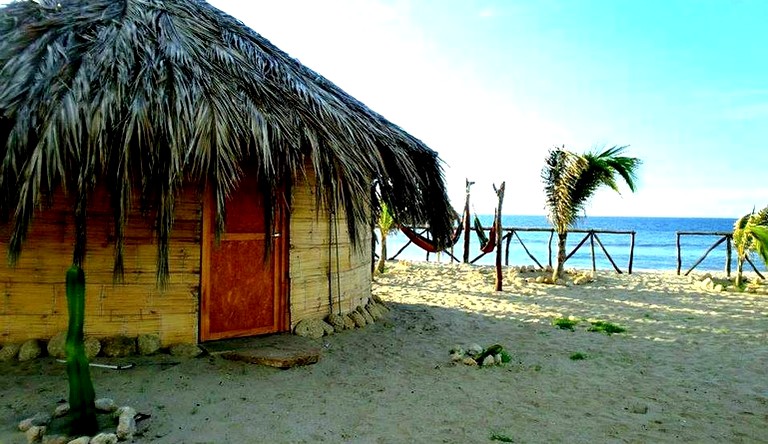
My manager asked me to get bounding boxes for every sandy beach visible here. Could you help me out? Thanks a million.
[2,261,767,443]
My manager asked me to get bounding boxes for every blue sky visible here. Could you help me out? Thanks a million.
[3,0,766,218]
[205,0,767,218]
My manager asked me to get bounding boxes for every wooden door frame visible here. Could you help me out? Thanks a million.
[199,188,289,342]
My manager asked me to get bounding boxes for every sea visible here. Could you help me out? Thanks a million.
[384,215,749,273]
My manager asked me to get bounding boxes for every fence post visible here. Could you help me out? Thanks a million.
[676,233,681,275]
[725,235,732,278]
[629,231,635,274]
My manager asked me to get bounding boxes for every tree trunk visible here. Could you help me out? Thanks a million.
[65,265,98,436]
[553,232,568,281]
[376,231,388,274]
[735,257,744,288]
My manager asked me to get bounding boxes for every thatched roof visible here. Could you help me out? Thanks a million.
[0,0,454,282]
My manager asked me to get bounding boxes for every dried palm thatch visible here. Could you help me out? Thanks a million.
[0,0,454,284]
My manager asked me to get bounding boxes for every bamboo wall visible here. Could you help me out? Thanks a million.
[289,173,372,325]
[0,188,201,346]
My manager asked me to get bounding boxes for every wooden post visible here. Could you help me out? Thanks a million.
[462,179,473,263]
[590,231,596,273]
[547,230,554,268]
[628,231,635,274]
[725,235,732,278]
[505,230,513,266]
[676,232,682,275]
[494,182,505,291]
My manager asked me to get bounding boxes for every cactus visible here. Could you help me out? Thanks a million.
[65,265,98,435]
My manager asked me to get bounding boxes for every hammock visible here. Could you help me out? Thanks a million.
[474,214,497,254]
[399,222,463,253]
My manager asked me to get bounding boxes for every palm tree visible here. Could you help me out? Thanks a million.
[376,202,397,273]
[542,145,641,281]
[733,207,768,287]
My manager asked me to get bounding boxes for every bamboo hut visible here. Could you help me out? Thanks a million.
[0,0,453,345]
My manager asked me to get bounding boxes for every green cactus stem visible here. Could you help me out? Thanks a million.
[65,264,98,436]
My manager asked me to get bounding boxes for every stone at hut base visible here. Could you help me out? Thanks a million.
[116,406,137,441]
[101,336,136,358]
[25,425,46,443]
[326,313,346,333]
[46,332,68,359]
[450,353,463,362]
[42,434,69,444]
[357,306,375,325]
[293,319,328,339]
[137,334,162,356]
[53,403,70,418]
[19,412,52,431]
[320,321,335,336]
[482,355,495,367]
[494,354,502,365]
[365,303,382,321]
[349,311,367,328]
[95,398,117,413]
[370,294,386,306]
[90,433,118,444]
[342,314,357,330]
[169,343,202,358]
[84,337,101,360]
[66,437,91,444]
[0,343,21,361]
[18,339,43,362]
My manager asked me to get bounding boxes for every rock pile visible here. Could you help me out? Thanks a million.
[17,398,146,443]
[293,298,390,339]
[449,343,511,367]
[0,333,202,364]
[690,273,725,292]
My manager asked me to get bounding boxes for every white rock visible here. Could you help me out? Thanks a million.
[94,398,117,413]
[714,284,724,292]
[449,345,464,355]
[67,437,91,444]
[450,353,463,362]
[90,433,118,444]
[19,412,52,431]
[116,406,137,441]
[53,403,70,418]
[462,357,478,366]
[25,425,46,443]
[42,434,69,444]
[494,354,502,365]
[482,355,495,366]
[467,343,483,355]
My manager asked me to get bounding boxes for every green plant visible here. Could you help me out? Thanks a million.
[490,432,515,442]
[588,321,626,335]
[376,202,398,274]
[552,317,579,330]
[733,207,768,287]
[569,352,587,360]
[65,265,98,436]
[542,146,641,280]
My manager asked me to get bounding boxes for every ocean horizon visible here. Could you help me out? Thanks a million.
[384,215,756,273]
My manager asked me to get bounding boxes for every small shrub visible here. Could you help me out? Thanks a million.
[490,432,514,442]
[588,321,625,335]
[552,317,579,331]
[569,352,587,360]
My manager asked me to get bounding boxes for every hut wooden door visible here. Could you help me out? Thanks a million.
[200,178,288,341]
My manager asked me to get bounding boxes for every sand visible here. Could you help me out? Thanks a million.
[2,261,767,443]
